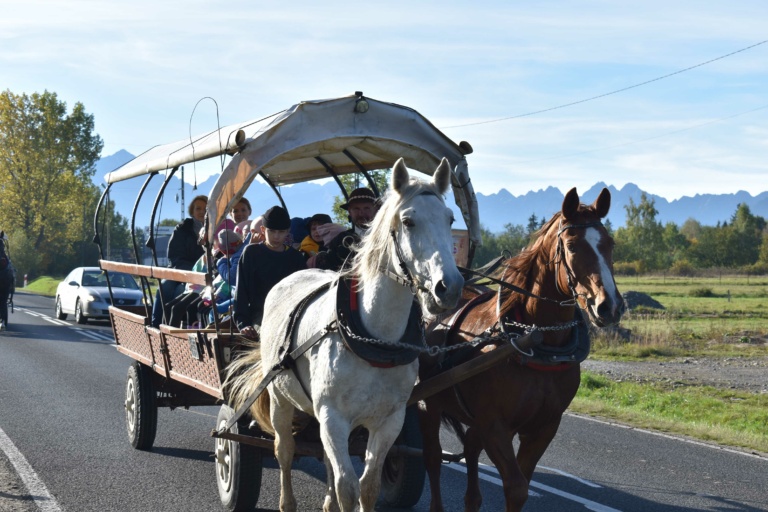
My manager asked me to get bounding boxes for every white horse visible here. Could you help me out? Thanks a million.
[225,157,464,512]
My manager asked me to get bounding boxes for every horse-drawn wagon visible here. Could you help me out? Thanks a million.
[97,93,488,510]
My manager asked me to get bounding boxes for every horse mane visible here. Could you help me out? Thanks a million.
[494,212,561,295]
[345,176,445,288]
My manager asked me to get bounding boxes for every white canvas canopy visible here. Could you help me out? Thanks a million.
[105,94,480,246]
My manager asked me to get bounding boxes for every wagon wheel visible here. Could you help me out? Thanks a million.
[379,405,426,508]
[125,361,157,450]
[215,405,263,511]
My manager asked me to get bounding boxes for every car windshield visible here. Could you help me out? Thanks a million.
[82,271,139,290]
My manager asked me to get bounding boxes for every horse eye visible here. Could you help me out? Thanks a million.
[566,243,576,253]
[402,218,415,228]
[450,216,455,226]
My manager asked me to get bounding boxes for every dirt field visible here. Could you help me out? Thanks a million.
[582,355,768,394]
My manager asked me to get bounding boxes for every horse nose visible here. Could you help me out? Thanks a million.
[596,295,625,323]
[432,273,463,309]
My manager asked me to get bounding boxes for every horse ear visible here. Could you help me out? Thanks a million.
[561,188,579,220]
[593,188,611,218]
[391,157,409,194]
[432,157,451,195]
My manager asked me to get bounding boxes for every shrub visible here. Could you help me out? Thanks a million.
[689,287,715,298]
[670,259,696,277]
[615,261,645,276]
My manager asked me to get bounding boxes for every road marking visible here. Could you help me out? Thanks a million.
[43,317,70,326]
[568,413,768,461]
[537,464,602,488]
[445,459,621,509]
[0,426,62,512]
[445,462,543,498]
[18,307,115,341]
[71,328,114,342]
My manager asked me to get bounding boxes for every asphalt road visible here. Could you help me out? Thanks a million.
[1,291,766,511]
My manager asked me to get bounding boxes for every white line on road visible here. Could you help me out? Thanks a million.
[42,317,70,326]
[71,328,114,342]
[537,464,603,488]
[445,462,543,498]
[568,413,768,461]
[0,426,62,512]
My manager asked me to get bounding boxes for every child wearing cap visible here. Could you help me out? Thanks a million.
[234,206,306,339]
[299,213,332,259]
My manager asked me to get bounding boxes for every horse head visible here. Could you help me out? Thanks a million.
[556,187,625,327]
[355,157,464,316]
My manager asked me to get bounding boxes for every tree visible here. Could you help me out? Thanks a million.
[0,89,104,275]
[613,193,665,270]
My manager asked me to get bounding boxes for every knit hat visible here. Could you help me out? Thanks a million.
[340,188,376,210]
[306,213,332,228]
[216,229,243,255]
[262,206,291,230]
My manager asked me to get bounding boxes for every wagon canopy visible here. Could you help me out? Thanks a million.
[104,93,480,245]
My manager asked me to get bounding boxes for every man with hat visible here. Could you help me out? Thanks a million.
[234,206,306,339]
[315,187,378,271]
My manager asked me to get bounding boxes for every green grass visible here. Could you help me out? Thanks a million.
[595,274,768,359]
[21,276,62,297]
[571,372,768,454]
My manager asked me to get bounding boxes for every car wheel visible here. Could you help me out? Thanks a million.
[75,299,87,324]
[55,296,68,320]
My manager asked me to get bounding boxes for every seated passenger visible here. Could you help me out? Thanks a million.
[248,216,265,245]
[315,187,378,271]
[231,198,252,225]
[151,194,207,327]
[299,213,332,259]
[234,206,306,339]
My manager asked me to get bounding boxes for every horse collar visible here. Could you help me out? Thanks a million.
[336,276,424,368]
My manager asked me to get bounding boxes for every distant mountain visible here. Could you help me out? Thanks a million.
[96,151,768,233]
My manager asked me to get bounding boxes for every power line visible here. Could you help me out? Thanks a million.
[442,40,768,129]
[511,103,768,165]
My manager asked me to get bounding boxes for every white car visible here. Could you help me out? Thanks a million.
[55,267,144,324]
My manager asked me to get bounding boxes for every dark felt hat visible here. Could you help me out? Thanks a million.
[306,213,332,228]
[262,206,291,230]
[340,188,376,210]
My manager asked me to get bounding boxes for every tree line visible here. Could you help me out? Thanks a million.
[474,193,768,275]
[3,88,767,283]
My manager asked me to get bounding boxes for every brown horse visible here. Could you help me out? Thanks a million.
[418,187,624,512]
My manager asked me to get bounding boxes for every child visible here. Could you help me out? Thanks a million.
[299,213,332,259]
[234,206,306,339]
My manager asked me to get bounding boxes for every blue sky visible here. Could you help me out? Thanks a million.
[2,0,767,200]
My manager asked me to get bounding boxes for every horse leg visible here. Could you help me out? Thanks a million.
[322,454,340,512]
[270,394,298,512]
[359,409,405,512]
[477,424,528,512]
[318,410,358,512]
[462,426,484,512]
[418,404,446,512]
[517,418,562,483]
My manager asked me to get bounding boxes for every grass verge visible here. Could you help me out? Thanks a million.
[570,371,768,454]
[20,276,62,297]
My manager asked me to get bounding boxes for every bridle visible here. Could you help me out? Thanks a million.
[553,219,604,304]
[380,191,440,295]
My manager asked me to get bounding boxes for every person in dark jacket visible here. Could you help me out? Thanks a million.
[151,195,208,327]
[315,187,378,271]
[234,206,306,339]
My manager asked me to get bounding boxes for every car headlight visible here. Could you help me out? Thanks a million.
[83,293,99,302]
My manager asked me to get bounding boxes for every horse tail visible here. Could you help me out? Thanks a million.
[222,343,275,435]
[441,413,466,445]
